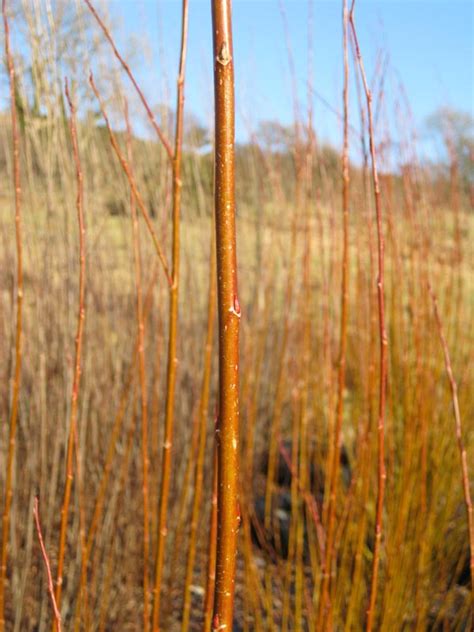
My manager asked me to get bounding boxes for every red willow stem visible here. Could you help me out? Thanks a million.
[428,283,474,623]
[33,498,62,632]
[54,80,87,628]
[83,0,174,162]
[210,1,241,630]
[0,1,23,628]
[349,5,388,631]
[152,0,189,628]
[318,0,350,626]
[124,100,151,632]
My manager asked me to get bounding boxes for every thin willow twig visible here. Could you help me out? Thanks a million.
[33,498,62,632]
[89,74,172,287]
[83,0,173,161]
[349,4,389,630]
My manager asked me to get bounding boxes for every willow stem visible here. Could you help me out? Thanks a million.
[151,1,189,629]
[211,1,241,629]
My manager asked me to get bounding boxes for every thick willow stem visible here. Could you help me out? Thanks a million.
[211,0,241,629]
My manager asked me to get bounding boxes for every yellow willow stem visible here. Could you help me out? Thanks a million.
[152,1,189,629]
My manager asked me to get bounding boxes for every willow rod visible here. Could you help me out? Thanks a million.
[349,4,388,629]
[211,1,241,629]
[33,498,62,632]
[152,1,189,628]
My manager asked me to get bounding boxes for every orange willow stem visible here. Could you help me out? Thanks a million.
[181,231,217,632]
[89,74,172,287]
[33,498,62,632]
[318,0,350,625]
[349,5,388,630]
[428,283,474,624]
[211,1,241,630]
[0,2,23,628]
[152,1,189,628]
[83,0,173,161]
[125,100,151,632]
[54,80,87,628]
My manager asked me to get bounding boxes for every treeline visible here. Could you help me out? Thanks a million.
[0,107,472,222]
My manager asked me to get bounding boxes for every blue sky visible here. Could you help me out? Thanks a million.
[1,1,472,156]
[108,0,473,155]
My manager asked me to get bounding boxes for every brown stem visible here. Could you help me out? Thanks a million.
[0,1,23,628]
[152,1,189,628]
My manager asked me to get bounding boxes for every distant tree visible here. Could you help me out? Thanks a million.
[256,119,294,153]
[184,112,210,150]
[427,107,473,206]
